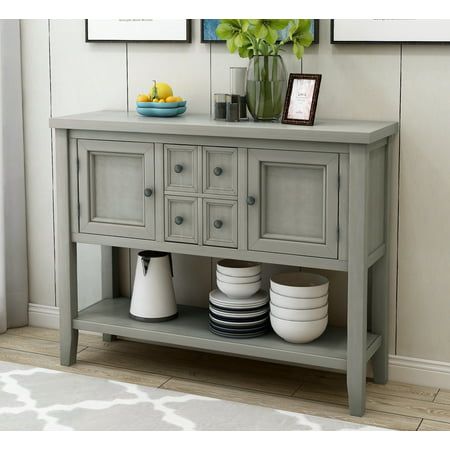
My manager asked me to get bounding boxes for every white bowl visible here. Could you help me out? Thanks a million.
[216,271,261,284]
[270,290,328,309]
[217,279,262,299]
[270,314,328,344]
[270,303,328,321]
[271,272,329,298]
[217,259,261,278]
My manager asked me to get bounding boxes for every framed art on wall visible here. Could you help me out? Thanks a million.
[282,74,321,126]
[201,19,320,44]
[85,19,192,43]
[331,19,450,44]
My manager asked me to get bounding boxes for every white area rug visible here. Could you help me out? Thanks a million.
[0,361,385,431]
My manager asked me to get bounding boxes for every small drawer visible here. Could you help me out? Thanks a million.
[165,196,198,244]
[164,144,199,193]
[203,146,238,196]
[203,199,237,248]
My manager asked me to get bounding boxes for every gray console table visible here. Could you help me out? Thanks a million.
[50,111,397,416]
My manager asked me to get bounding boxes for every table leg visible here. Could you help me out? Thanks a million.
[347,145,370,416]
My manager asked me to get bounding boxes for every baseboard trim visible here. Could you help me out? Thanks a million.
[28,303,59,329]
[388,354,450,390]
[27,303,450,389]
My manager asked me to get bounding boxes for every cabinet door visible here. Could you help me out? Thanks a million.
[78,140,155,239]
[165,195,198,244]
[203,146,238,196]
[248,149,339,258]
[203,199,238,248]
[164,144,199,193]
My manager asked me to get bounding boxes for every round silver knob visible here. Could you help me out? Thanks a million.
[144,188,153,197]
[213,167,223,176]
[213,220,223,229]
[246,196,256,206]
[174,216,184,225]
[174,164,183,173]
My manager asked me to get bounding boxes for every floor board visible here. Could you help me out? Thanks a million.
[1,326,448,431]
[418,419,450,431]
[434,390,450,405]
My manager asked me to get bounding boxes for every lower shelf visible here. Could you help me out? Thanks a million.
[73,297,382,371]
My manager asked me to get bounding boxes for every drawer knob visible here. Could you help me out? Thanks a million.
[174,164,183,173]
[213,219,223,229]
[213,167,223,176]
[144,188,153,197]
[174,216,184,225]
[246,196,256,206]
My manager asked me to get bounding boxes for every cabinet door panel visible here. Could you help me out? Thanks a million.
[203,146,238,195]
[203,199,237,248]
[164,144,199,193]
[248,149,339,258]
[78,140,155,239]
[165,196,198,244]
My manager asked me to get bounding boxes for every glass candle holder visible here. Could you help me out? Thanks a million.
[230,67,247,96]
[213,93,227,120]
[225,94,240,122]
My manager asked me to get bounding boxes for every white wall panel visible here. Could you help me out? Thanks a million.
[397,45,450,363]
[21,20,55,307]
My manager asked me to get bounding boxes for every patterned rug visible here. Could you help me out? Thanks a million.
[0,361,384,431]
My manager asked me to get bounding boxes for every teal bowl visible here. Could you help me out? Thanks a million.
[136,100,186,109]
[136,106,187,117]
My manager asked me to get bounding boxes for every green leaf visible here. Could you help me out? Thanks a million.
[216,23,236,40]
[255,23,268,39]
[296,19,311,32]
[270,19,290,30]
[265,26,279,44]
[292,41,304,59]
[298,31,314,47]
[227,38,237,53]
[234,32,245,47]
[238,46,249,58]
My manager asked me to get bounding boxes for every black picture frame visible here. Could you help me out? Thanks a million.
[282,73,321,127]
[85,19,192,43]
[201,19,320,44]
[331,19,450,44]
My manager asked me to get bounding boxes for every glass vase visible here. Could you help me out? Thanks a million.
[246,55,287,121]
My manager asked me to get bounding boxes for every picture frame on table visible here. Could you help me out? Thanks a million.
[85,19,192,43]
[201,19,320,44]
[282,74,322,126]
[331,19,450,44]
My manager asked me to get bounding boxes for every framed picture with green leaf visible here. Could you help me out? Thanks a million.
[201,19,319,44]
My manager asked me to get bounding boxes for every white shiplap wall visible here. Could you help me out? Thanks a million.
[20,20,450,372]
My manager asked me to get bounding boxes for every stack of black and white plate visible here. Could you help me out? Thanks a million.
[208,289,270,338]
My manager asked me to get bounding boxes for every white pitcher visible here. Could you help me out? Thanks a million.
[129,251,178,322]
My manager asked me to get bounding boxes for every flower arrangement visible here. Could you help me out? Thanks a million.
[216,19,314,121]
[215,19,314,59]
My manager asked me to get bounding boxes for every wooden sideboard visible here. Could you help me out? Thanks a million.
[50,111,398,416]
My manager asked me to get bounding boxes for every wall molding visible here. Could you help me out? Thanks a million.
[28,303,59,329]
[27,302,450,389]
[388,354,450,390]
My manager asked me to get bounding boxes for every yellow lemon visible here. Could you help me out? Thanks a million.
[158,99,165,103]
[150,82,173,100]
[152,99,159,103]
[165,96,178,103]
[137,94,150,102]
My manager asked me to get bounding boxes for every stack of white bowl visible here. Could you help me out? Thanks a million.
[208,259,270,338]
[216,259,262,299]
[269,272,329,344]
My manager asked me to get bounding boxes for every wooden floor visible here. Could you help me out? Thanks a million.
[1,326,449,431]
